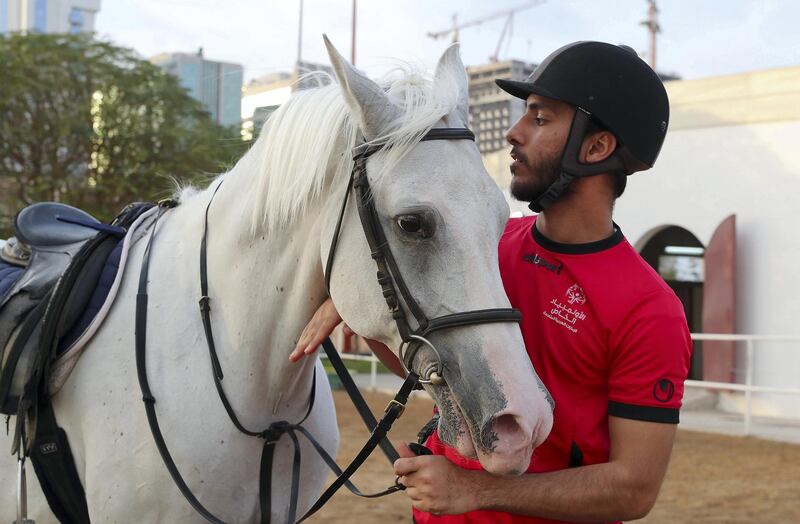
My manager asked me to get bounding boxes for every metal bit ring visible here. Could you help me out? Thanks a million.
[398,334,445,385]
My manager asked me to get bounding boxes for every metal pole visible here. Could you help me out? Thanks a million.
[640,0,659,70]
[20,0,29,35]
[17,456,27,524]
[351,0,357,65]
[744,338,754,436]
[297,0,304,66]
[370,356,377,391]
[650,6,657,70]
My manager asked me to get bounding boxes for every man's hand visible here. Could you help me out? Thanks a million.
[289,298,346,362]
[394,442,481,516]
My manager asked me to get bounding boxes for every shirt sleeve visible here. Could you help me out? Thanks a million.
[607,290,692,424]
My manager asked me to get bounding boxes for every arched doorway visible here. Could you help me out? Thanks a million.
[638,226,705,380]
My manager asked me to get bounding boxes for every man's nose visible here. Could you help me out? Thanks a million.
[505,120,523,147]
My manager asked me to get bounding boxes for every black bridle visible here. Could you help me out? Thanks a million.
[134,126,523,524]
[325,127,522,384]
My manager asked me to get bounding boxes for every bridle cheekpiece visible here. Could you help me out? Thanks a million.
[324,127,523,385]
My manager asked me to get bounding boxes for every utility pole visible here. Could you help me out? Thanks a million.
[449,13,458,43]
[297,0,304,66]
[20,0,29,35]
[351,0,357,64]
[640,0,660,70]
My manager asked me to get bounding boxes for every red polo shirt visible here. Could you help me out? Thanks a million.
[414,216,692,524]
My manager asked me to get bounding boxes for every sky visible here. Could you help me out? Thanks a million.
[95,0,800,83]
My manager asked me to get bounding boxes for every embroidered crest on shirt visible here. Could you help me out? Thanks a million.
[544,284,588,333]
[566,284,587,305]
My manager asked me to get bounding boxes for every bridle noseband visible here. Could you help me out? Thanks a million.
[325,127,523,385]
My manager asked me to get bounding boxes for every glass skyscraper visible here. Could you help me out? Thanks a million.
[0,0,100,34]
[151,51,243,129]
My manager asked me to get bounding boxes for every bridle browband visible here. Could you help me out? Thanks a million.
[134,125,524,524]
[325,126,523,384]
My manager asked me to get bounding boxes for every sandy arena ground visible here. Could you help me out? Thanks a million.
[307,390,800,524]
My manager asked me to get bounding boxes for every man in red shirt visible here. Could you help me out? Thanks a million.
[292,41,691,523]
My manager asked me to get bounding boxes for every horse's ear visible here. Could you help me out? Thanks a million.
[434,43,469,126]
[323,34,400,141]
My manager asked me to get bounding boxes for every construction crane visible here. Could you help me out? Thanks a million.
[427,0,546,62]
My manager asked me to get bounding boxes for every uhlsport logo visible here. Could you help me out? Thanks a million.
[653,379,675,403]
[522,252,563,274]
[566,283,587,305]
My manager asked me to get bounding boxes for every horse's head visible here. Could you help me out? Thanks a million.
[321,37,553,476]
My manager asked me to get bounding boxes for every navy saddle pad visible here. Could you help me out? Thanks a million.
[0,238,124,357]
[0,263,24,302]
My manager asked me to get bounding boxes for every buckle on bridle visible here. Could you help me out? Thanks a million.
[384,399,406,418]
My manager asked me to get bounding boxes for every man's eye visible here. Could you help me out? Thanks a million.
[535,117,546,126]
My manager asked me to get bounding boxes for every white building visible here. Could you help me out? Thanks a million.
[483,66,800,419]
[242,61,333,138]
[0,0,100,34]
[241,72,295,137]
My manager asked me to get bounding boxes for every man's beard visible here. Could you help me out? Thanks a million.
[509,147,563,203]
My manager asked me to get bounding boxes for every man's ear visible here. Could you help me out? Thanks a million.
[582,130,618,164]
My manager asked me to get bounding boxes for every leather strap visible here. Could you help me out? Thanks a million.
[420,309,522,337]
[324,173,354,294]
[134,200,229,524]
[321,338,399,463]
[420,128,475,142]
[295,371,419,523]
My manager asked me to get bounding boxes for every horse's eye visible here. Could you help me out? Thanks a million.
[397,215,422,233]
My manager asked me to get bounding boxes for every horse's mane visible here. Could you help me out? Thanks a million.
[220,63,462,234]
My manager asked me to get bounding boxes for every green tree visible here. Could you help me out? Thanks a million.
[0,33,248,234]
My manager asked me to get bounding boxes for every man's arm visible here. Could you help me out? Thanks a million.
[362,338,406,377]
[395,416,676,521]
[290,297,405,377]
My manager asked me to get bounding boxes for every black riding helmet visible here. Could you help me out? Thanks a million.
[496,41,670,211]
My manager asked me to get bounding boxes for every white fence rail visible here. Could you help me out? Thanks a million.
[320,352,382,391]
[686,333,800,435]
[323,333,800,436]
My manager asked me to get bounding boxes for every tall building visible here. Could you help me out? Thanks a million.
[467,60,536,154]
[0,0,100,34]
[151,50,243,128]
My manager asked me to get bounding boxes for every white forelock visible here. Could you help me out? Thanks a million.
[218,63,462,234]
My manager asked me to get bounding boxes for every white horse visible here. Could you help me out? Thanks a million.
[0,38,553,523]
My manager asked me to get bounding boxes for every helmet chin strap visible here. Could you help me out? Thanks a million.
[529,109,626,213]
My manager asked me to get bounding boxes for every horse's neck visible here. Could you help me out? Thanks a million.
[199,179,329,421]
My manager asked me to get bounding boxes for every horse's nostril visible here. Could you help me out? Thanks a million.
[494,414,523,438]
[483,414,524,451]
